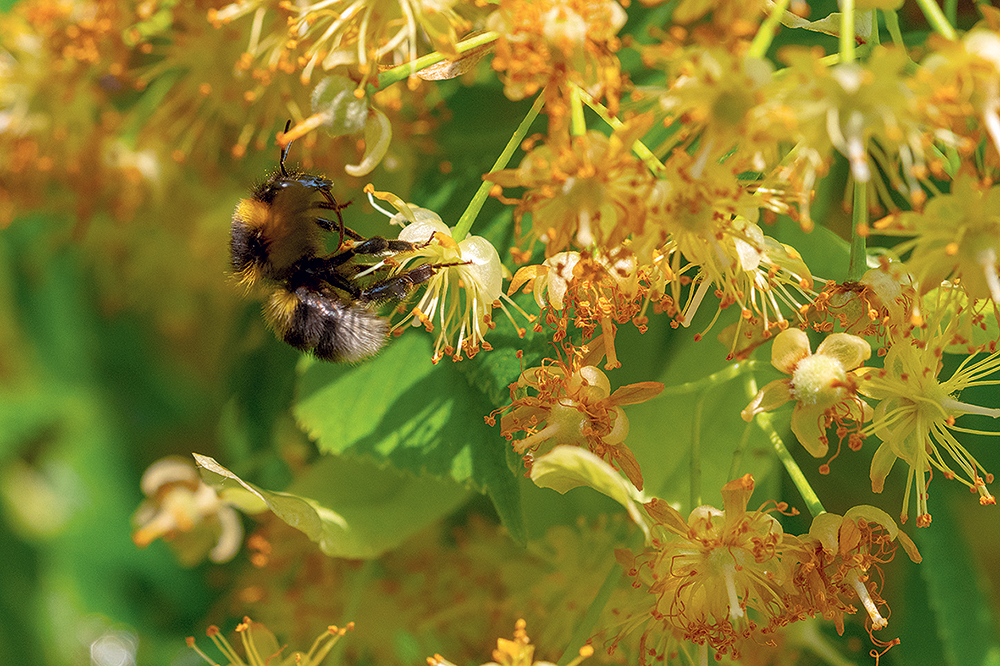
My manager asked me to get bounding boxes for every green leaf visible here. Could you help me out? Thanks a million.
[610,318,781,514]
[909,492,1000,666]
[530,446,651,544]
[771,215,852,282]
[194,452,469,559]
[292,331,525,542]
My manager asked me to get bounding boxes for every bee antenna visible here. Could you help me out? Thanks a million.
[279,119,292,177]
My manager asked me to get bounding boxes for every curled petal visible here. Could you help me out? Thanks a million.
[608,381,665,406]
[815,332,872,371]
[790,404,829,457]
[458,235,503,301]
[720,473,754,520]
[573,365,612,397]
[140,457,198,495]
[208,505,245,563]
[644,497,688,534]
[398,216,450,244]
[741,378,793,421]
[869,440,897,493]
[604,407,629,445]
[507,265,545,298]
[345,107,391,177]
[808,512,844,555]
[843,505,921,563]
[771,327,812,374]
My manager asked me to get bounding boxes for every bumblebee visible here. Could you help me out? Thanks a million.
[230,123,439,362]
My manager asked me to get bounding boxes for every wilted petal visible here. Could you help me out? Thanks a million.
[644,497,689,534]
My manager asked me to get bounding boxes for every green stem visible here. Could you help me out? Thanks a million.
[743,376,825,518]
[659,360,763,396]
[557,562,621,666]
[869,9,880,46]
[882,9,912,62]
[576,87,665,175]
[377,31,499,89]
[748,0,791,59]
[840,0,856,64]
[913,0,957,39]
[727,420,755,482]
[944,0,958,26]
[848,180,868,281]
[331,559,375,666]
[690,393,704,509]
[569,84,586,137]
[452,92,544,240]
[760,411,825,518]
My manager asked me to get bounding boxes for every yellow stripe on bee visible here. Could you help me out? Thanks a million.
[235,198,270,230]
[235,265,261,289]
[265,288,300,335]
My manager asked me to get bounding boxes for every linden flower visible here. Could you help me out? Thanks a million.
[428,619,593,666]
[743,329,873,459]
[486,0,627,116]
[764,47,957,224]
[641,159,772,332]
[637,0,765,28]
[857,326,1000,527]
[131,457,249,565]
[642,45,778,176]
[873,176,1000,305]
[508,250,646,369]
[921,27,1000,161]
[188,617,353,666]
[616,475,795,662]
[793,506,920,635]
[491,345,663,490]
[212,0,471,86]
[657,214,815,358]
[368,188,522,363]
[486,120,655,256]
[806,262,917,344]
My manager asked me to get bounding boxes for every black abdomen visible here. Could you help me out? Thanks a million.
[270,286,388,363]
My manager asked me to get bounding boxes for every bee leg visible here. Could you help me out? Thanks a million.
[348,236,420,256]
[357,260,468,305]
[315,217,364,243]
[357,265,440,304]
[314,192,351,245]
[308,236,416,277]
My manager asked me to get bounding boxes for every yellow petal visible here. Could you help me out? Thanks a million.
[741,378,793,421]
[790,404,829,457]
[508,265,543,298]
[869,440,897,493]
[720,473,754,519]
[808,512,844,555]
[815,333,871,371]
[771,328,812,374]
[608,381,665,406]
